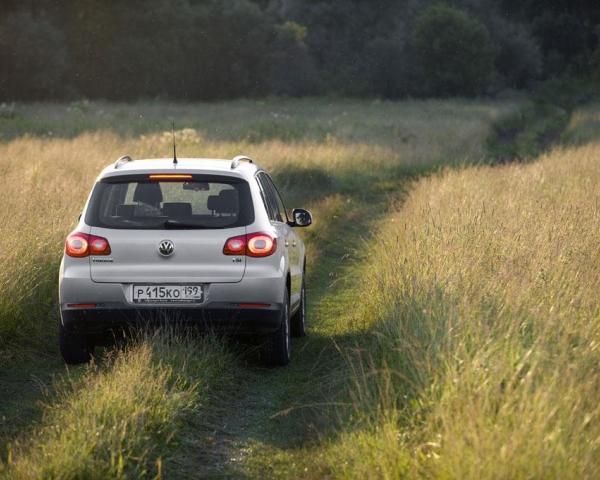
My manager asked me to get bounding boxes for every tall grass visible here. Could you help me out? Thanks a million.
[0,99,513,477]
[0,99,511,350]
[317,110,600,478]
[1,332,233,479]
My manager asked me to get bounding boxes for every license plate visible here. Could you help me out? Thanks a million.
[132,285,203,304]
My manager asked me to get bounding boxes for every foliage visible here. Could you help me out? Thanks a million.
[412,4,495,96]
[499,0,600,77]
[0,11,69,100]
[267,21,319,96]
[0,0,596,100]
[488,17,542,89]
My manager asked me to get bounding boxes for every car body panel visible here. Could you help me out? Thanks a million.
[89,226,248,283]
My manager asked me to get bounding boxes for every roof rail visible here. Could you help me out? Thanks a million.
[114,155,133,169]
[231,155,253,169]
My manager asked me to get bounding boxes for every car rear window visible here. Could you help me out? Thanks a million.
[85,174,254,229]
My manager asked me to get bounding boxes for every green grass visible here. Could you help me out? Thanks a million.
[486,100,570,161]
[9,97,598,479]
[486,79,599,162]
[279,106,600,478]
[2,332,234,479]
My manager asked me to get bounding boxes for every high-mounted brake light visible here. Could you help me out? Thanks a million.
[148,174,193,181]
[65,232,111,257]
[223,232,277,257]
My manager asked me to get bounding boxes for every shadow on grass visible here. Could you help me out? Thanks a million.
[186,163,424,477]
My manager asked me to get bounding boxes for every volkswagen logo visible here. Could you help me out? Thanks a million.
[158,239,175,257]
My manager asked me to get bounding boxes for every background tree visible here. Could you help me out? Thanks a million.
[0,0,597,101]
[0,10,69,100]
[412,4,495,96]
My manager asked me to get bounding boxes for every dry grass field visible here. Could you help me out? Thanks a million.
[1,98,598,478]
[311,132,600,478]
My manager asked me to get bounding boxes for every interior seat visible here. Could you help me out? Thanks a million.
[162,202,192,217]
[207,189,239,215]
[133,183,163,208]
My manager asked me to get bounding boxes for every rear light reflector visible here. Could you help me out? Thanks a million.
[149,174,193,181]
[237,303,271,308]
[223,232,276,257]
[65,232,111,257]
[67,303,97,308]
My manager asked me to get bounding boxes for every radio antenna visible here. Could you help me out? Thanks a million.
[171,120,178,165]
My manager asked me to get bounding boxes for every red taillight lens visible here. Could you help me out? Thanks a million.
[65,232,111,257]
[246,232,276,257]
[223,235,247,255]
[223,232,276,257]
[65,233,89,257]
[89,235,111,255]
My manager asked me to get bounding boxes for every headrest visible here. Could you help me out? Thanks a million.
[207,189,238,214]
[162,202,192,217]
[133,183,163,206]
[115,204,135,217]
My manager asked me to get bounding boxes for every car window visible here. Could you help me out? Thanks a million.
[85,174,254,229]
[256,172,281,222]
[263,174,288,223]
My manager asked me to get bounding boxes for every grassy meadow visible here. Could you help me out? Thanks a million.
[311,130,600,478]
[1,97,598,478]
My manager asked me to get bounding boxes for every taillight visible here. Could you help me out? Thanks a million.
[223,232,276,257]
[65,232,88,257]
[223,235,247,255]
[65,232,111,257]
[246,232,276,257]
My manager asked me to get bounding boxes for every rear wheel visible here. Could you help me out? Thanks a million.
[291,273,306,337]
[59,324,93,365]
[262,289,291,366]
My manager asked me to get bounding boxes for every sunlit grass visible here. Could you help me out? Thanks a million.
[310,109,600,479]
[0,98,516,477]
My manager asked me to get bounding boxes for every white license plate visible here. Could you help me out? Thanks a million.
[132,285,204,304]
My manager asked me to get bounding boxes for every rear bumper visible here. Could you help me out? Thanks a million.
[59,264,287,335]
[61,303,282,335]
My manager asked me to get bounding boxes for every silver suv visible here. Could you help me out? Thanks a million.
[58,155,312,366]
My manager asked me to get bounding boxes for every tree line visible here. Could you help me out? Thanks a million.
[0,0,598,101]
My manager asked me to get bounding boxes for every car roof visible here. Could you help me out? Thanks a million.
[98,157,261,180]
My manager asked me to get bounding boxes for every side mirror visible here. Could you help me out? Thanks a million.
[290,208,312,227]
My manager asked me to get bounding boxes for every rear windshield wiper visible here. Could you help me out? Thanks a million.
[163,219,210,229]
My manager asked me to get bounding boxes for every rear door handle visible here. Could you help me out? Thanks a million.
[285,240,289,247]
[292,240,297,247]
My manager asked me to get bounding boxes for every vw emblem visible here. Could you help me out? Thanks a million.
[158,239,175,257]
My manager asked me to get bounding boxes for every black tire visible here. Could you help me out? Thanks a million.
[59,324,93,365]
[291,273,306,338]
[262,289,291,367]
